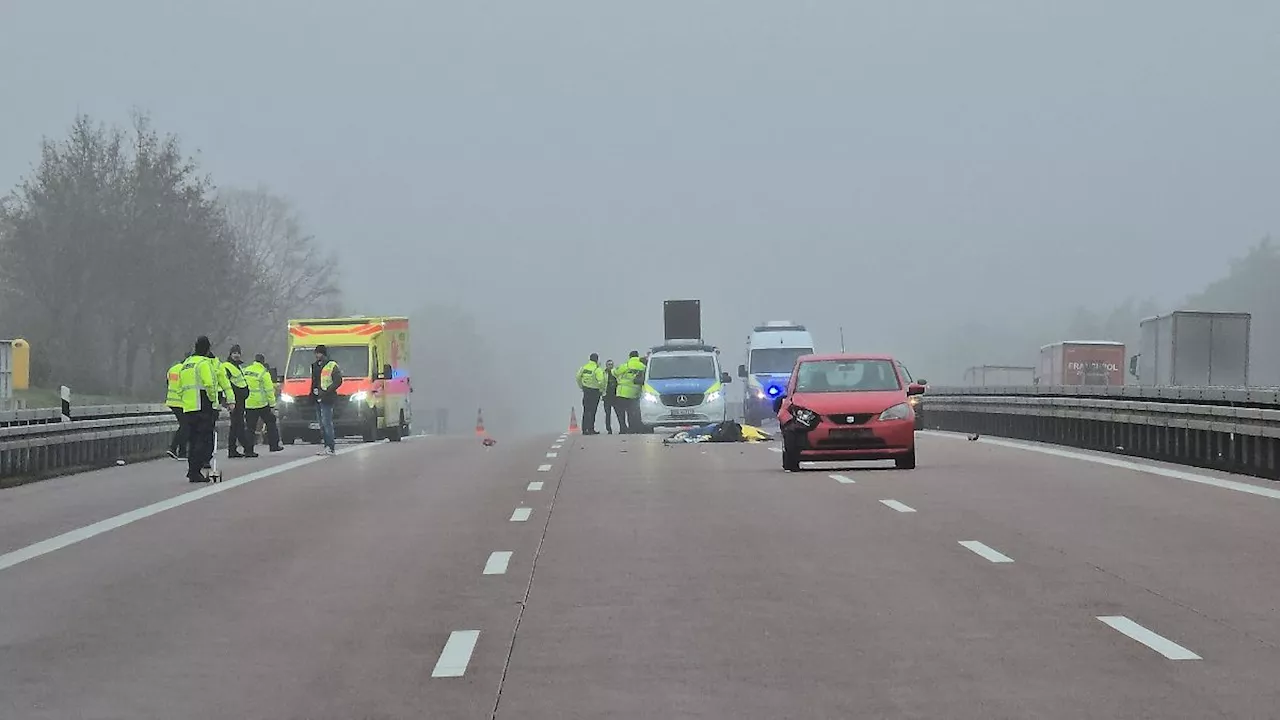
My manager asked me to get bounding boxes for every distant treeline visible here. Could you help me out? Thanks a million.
[0,112,342,396]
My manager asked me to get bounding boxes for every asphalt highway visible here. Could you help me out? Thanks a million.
[1,430,1277,719]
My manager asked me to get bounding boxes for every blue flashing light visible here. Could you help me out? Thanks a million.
[766,386,781,397]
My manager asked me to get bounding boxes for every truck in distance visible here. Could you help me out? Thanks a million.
[1131,311,1251,387]
[1036,341,1125,386]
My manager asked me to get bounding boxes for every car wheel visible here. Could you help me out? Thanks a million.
[781,434,801,472]
[895,449,917,470]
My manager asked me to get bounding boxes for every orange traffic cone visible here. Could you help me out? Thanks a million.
[475,409,486,436]
[568,408,580,434]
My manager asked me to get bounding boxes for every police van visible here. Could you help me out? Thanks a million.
[737,321,815,424]
[639,341,733,430]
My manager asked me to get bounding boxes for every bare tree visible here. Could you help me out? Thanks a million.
[215,186,342,360]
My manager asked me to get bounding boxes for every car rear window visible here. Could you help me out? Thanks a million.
[795,359,900,392]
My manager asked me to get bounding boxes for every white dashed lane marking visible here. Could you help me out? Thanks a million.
[537,464,552,472]
[958,541,1014,563]
[546,452,558,458]
[527,481,543,491]
[830,474,855,484]
[483,551,512,575]
[431,630,481,677]
[879,499,917,513]
[510,508,532,522]
[1097,616,1201,660]
[767,447,782,453]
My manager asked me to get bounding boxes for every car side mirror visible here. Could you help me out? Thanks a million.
[270,367,283,384]
[907,383,925,396]
[737,364,747,378]
[916,378,927,386]
[721,372,733,384]
[771,394,786,414]
[382,364,394,380]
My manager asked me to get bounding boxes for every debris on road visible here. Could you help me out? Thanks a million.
[663,421,773,445]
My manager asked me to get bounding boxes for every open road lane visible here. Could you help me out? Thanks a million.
[0,432,1276,718]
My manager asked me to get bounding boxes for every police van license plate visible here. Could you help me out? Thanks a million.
[670,409,697,417]
[309,422,321,430]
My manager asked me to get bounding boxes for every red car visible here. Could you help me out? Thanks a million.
[773,354,925,471]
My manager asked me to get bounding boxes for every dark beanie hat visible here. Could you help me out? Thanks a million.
[194,336,211,355]
[315,344,328,355]
[229,344,242,354]
[254,353,265,363]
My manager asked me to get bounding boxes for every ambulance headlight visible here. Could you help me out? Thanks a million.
[279,393,295,404]
[755,390,765,399]
[349,391,368,403]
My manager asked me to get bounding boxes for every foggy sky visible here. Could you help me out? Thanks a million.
[4,1,1279,430]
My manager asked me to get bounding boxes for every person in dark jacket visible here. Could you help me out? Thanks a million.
[311,345,344,455]
[602,359,621,434]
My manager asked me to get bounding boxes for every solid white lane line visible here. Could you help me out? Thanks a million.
[830,474,856,484]
[1097,616,1201,660]
[921,431,1280,501]
[880,499,917,513]
[0,444,379,574]
[527,481,544,491]
[431,630,481,677]
[510,508,532,522]
[483,551,513,575]
[546,452,557,458]
[767,447,783,453]
[537,464,552,472]
[959,540,1014,563]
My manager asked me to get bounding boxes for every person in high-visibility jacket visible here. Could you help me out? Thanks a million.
[613,351,647,434]
[575,353,606,435]
[243,353,283,454]
[222,344,256,458]
[166,352,189,460]
[181,336,225,482]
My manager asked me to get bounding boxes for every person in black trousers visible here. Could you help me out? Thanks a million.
[602,359,621,434]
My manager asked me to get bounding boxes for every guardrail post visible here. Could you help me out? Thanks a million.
[60,385,71,422]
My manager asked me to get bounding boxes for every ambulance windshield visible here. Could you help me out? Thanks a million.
[286,346,371,379]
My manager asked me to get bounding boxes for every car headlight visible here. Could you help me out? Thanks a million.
[879,402,911,421]
[642,390,661,404]
[279,393,295,404]
[755,390,765,399]
[792,406,819,429]
[349,391,368,403]
[704,389,722,404]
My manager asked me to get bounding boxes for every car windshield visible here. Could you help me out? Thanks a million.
[750,347,812,374]
[286,345,371,379]
[795,359,901,393]
[647,354,717,380]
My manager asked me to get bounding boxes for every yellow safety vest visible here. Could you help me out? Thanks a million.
[613,357,646,400]
[577,361,605,391]
[222,361,249,389]
[242,361,275,410]
[178,355,219,412]
[166,362,183,408]
[319,360,339,390]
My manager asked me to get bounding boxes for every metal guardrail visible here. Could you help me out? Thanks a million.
[921,386,1280,481]
[0,404,229,486]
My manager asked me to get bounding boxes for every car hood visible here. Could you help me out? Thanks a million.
[646,377,718,394]
[789,390,906,414]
